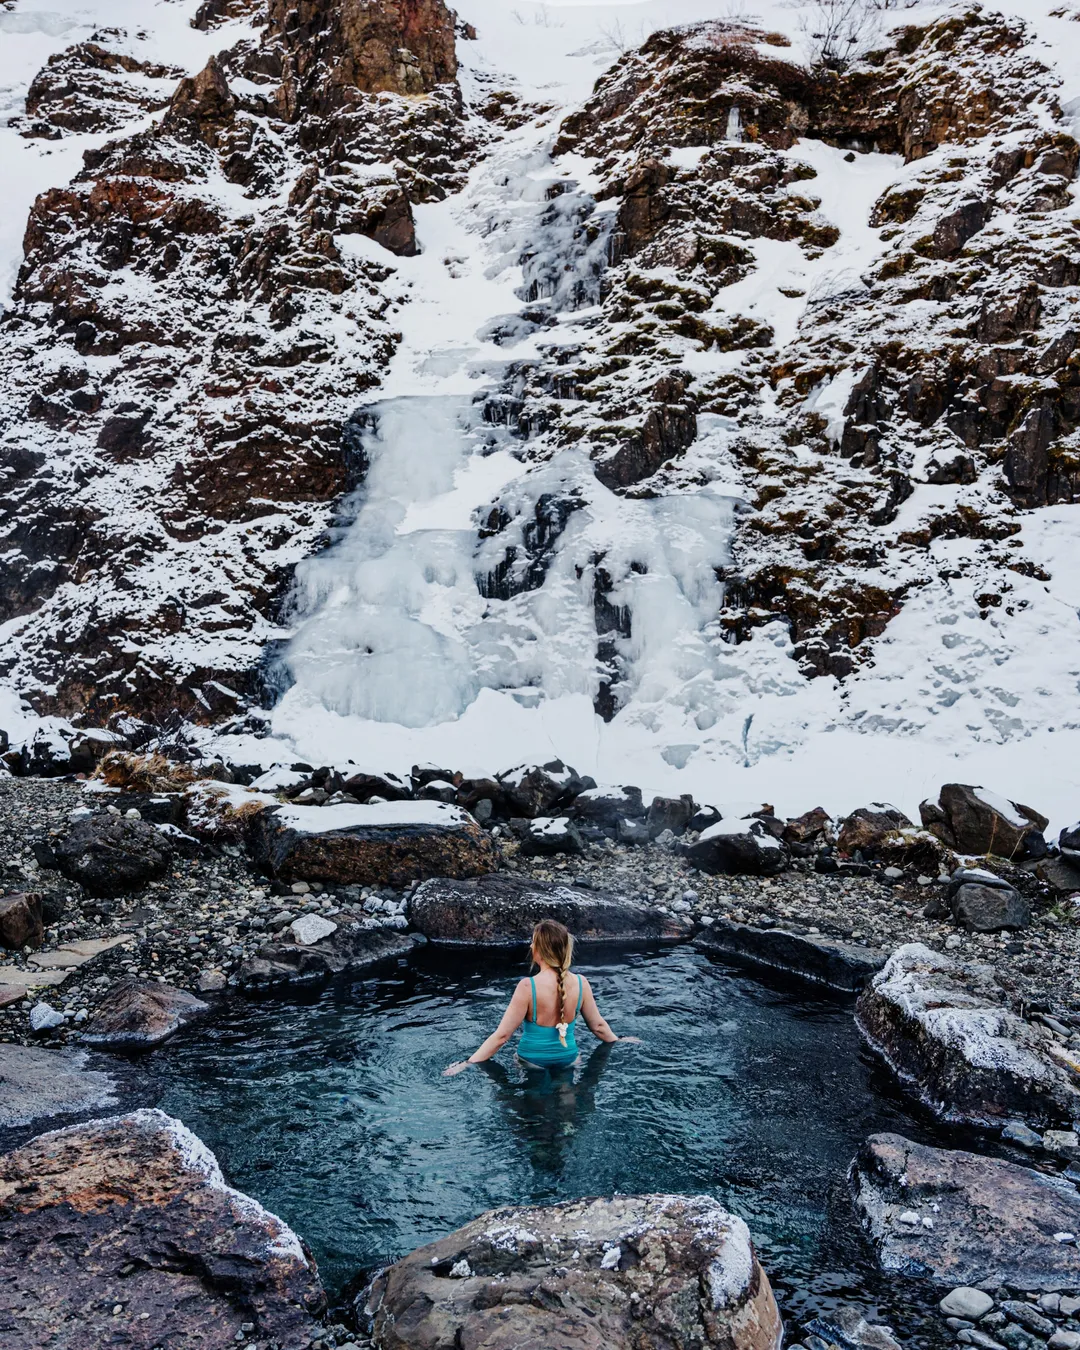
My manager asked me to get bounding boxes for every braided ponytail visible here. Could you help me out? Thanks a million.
[531,919,575,1048]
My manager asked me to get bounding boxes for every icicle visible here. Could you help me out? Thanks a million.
[726,105,742,142]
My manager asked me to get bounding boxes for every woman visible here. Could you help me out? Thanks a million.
[443,918,638,1076]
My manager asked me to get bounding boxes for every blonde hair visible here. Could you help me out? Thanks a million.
[531,919,575,1039]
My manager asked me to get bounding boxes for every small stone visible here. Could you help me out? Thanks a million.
[291,881,311,895]
[945,934,962,949]
[941,1289,995,1320]
[1043,1131,1080,1161]
[917,875,933,886]
[197,969,227,993]
[1048,1334,1080,1350]
[1002,1300,1056,1336]
[1052,1232,1076,1244]
[600,1245,621,1270]
[125,808,141,819]
[1038,1294,1060,1314]
[29,1002,65,1032]
[884,867,904,880]
[289,914,338,946]
[897,1209,920,1225]
[958,1333,1007,1350]
[1002,1121,1042,1150]
[1060,1296,1080,1316]
[449,1259,472,1278]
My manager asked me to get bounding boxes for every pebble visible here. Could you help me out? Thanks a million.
[1002,1301,1055,1336]
[958,1331,1007,1350]
[941,1288,995,1320]
[1061,1296,1080,1316]
[1002,1121,1042,1150]
[897,1210,920,1226]
[291,880,311,895]
[290,914,338,946]
[1049,1335,1080,1350]
[29,1002,65,1032]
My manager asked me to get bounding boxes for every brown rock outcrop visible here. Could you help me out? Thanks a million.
[0,1108,326,1348]
[249,801,499,885]
[364,1193,782,1350]
[851,1132,1080,1291]
[81,979,209,1049]
[0,892,44,951]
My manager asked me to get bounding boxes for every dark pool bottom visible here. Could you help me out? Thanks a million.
[157,944,956,1344]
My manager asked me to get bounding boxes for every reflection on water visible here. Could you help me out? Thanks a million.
[156,945,954,1344]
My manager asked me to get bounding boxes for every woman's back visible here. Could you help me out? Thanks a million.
[526,968,583,1027]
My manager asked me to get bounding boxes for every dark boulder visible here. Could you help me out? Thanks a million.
[47,813,173,896]
[646,793,695,838]
[236,923,416,988]
[342,769,412,802]
[920,784,1048,860]
[1059,820,1080,860]
[248,801,498,886]
[783,806,834,845]
[946,868,1030,932]
[519,815,585,856]
[363,1193,782,1350]
[0,1108,325,1349]
[409,874,692,945]
[856,944,1080,1127]
[683,818,788,876]
[81,979,209,1050]
[0,892,44,951]
[696,919,886,993]
[836,803,913,856]
[850,1132,1080,1290]
[566,785,646,839]
[496,759,592,818]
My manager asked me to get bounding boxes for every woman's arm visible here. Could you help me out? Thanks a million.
[580,977,639,1044]
[444,979,531,1076]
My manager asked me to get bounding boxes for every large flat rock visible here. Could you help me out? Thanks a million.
[82,979,209,1050]
[0,1108,325,1349]
[850,1132,1080,1291]
[248,801,498,886]
[408,873,692,945]
[856,943,1080,1127]
[236,923,417,988]
[363,1193,782,1350]
[0,1045,118,1134]
[696,919,886,992]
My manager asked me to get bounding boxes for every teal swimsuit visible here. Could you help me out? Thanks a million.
[518,974,584,1069]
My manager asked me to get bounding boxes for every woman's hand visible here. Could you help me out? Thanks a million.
[443,1060,473,1077]
[619,1036,643,1044]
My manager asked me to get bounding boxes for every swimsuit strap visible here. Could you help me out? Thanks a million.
[529,976,537,1023]
[575,974,584,1019]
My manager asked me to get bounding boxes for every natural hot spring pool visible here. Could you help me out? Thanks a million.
[156,943,957,1344]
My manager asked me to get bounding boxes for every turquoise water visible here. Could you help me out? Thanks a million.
[157,944,953,1343]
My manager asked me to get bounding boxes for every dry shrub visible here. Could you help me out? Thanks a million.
[95,751,198,793]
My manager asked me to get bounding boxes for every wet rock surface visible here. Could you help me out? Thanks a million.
[850,1133,1080,1292]
[856,944,1080,1128]
[0,1044,119,1137]
[0,1107,326,1349]
[81,978,209,1049]
[236,923,416,988]
[363,1192,782,1350]
[408,873,692,945]
[249,801,499,886]
[695,917,886,992]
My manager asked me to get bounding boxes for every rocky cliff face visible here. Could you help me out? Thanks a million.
[1,2,1079,765]
[0,0,473,725]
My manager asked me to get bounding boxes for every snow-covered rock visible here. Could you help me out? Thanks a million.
[856,943,1080,1127]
